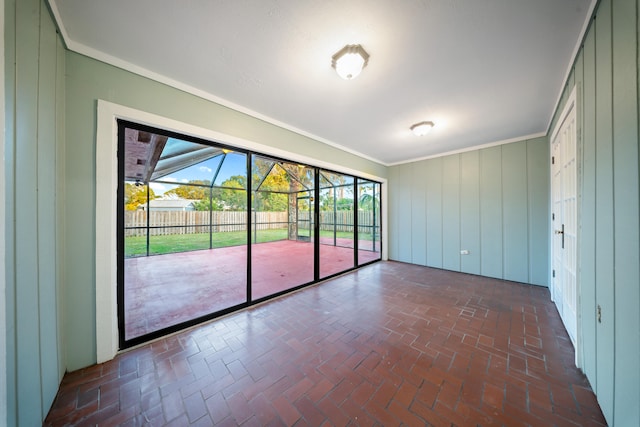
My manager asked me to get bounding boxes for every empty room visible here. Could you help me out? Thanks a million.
[3,0,639,426]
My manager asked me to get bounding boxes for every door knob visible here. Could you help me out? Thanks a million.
[555,229,564,234]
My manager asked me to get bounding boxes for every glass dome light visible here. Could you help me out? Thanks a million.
[410,121,435,136]
[331,44,369,80]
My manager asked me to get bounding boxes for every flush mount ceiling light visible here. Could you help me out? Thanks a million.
[410,121,435,136]
[331,44,369,80]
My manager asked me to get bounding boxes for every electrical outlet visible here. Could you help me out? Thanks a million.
[460,249,470,255]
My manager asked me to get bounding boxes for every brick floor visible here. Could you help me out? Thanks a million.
[45,261,607,426]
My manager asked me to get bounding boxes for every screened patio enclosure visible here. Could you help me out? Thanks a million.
[119,121,381,347]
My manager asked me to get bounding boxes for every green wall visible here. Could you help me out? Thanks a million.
[64,51,387,371]
[388,137,549,286]
[4,0,66,424]
[550,0,640,425]
[7,1,640,426]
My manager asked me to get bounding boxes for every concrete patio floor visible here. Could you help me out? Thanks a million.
[124,239,380,340]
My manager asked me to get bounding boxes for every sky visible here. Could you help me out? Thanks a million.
[149,143,247,195]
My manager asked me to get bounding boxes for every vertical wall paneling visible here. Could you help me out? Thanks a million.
[14,0,45,422]
[580,19,598,389]
[56,31,67,381]
[425,157,443,268]
[396,165,413,262]
[551,0,640,423]
[526,138,549,286]
[411,162,428,265]
[594,0,616,421]
[460,151,480,274]
[501,142,529,283]
[387,167,400,260]
[6,0,65,423]
[479,146,503,278]
[5,0,17,423]
[390,138,547,284]
[442,155,461,271]
[37,4,60,411]
[0,0,5,419]
[612,0,640,423]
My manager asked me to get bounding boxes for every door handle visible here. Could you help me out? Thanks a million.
[554,224,565,249]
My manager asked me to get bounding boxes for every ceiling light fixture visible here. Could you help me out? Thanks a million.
[331,44,369,80]
[410,121,434,136]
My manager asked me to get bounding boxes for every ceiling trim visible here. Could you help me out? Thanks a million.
[386,131,547,167]
[546,0,599,133]
[47,0,389,167]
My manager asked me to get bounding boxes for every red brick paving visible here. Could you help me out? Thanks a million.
[45,261,606,426]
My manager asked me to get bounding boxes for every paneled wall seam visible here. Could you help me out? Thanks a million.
[55,30,66,384]
[7,0,18,422]
[35,1,43,416]
[479,149,483,273]
[593,6,598,389]
[458,155,461,268]
[609,0,617,420]
[500,145,505,279]
[524,140,528,283]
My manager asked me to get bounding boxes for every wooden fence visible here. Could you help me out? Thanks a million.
[124,210,379,237]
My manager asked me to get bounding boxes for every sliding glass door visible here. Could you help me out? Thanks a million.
[118,121,381,348]
[121,127,249,343]
[319,171,356,278]
[251,155,316,300]
[357,180,381,266]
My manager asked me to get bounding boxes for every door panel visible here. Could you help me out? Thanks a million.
[357,180,382,266]
[551,95,577,348]
[319,171,355,278]
[251,156,315,300]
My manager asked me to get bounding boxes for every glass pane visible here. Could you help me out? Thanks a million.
[252,156,275,190]
[320,170,354,187]
[121,124,381,345]
[151,138,223,181]
[251,155,315,300]
[148,227,211,255]
[214,152,247,187]
[357,180,382,265]
[158,154,223,186]
[211,189,248,248]
[122,130,248,342]
[319,170,355,278]
[280,162,314,190]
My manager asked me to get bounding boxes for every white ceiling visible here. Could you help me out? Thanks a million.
[49,0,594,165]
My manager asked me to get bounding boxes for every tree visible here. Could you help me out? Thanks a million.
[215,175,247,210]
[191,198,224,211]
[336,197,354,211]
[358,193,376,211]
[253,163,293,212]
[255,191,287,212]
[125,182,155,210]
[164,180,211,199]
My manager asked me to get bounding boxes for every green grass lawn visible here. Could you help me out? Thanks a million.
[125,228,377,257]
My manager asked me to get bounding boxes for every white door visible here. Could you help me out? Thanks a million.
[551,91,577,349]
